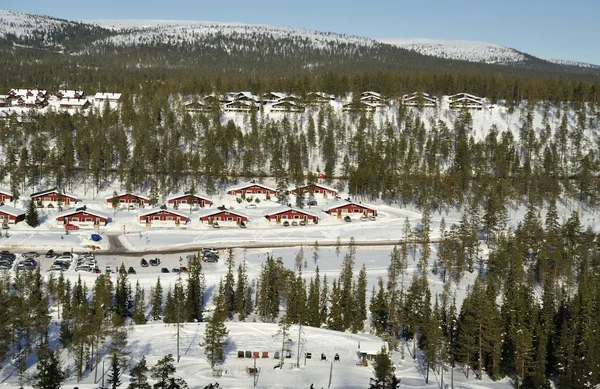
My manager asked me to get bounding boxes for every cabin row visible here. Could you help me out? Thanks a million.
[0,199,377,228]
[401,92,485,110]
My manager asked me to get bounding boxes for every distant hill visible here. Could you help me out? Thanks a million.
[0,9,599,81]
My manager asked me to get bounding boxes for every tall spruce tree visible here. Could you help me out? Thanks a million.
[26,199,40,227]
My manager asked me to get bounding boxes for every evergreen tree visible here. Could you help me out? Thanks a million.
[368,346,400,389]
[185,254,205,322]
[150,354,188,389]
[108,351,123,389]
[26,199,40,227]
[151,278,163,321]
[132,281,147,325]
[127,356,151,389]
[32,340,65,389]
[235,262,248,321]
[203,309,229,368]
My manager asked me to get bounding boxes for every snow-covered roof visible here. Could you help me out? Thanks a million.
[293,183,338,193]
[56,89,84,99]
[0,205,25,217]
[263,206,319,218]
[30,187,77,199]
[227,181,276,192]
[232,91,259,102]
[9,89,46,97]
[56,207,109,220]
[358,340,388,355]
[58,99,90,107]
[138,207,189,218]
[361,91,381,98]
[322,200,377,212]
[104,192,150,201]
[448,92,482,101]
[94,92,122,100]
[262,92,285,100]
[307,91,334,100]
[166,192,212,202]
[198,208,249,219]
[0,187,12,196]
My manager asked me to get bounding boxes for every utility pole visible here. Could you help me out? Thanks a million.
[101,360,105,389]
[296,323,302,368]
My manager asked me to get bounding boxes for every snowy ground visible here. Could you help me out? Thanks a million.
[1,245,515,389]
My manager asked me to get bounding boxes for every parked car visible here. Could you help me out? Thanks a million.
[45,250,57,258]
[202,248,219,255]
[360,215,369,222]
[128,267,136,274]
[172,267,181,274]
[75,264,92,272]
[283,220,290,227]
[306,200,318,206]
[344,215,352,222]
[91,266,101,274]
[61,252,74,259]
[299,220,307,226]
[368,215,376,221]
[1,224,9,230]
[240,221,247,228]
[105,265,112,273]
[204,254,219,263]
[161,268,170,273]
[291,220,299,226]
[64,224,80,230]
[22,251,40,258]
[140,258,149,267]
[0,251,15,260]
[48,264,64,272]
[149,258,161,266]
[212,221,220,228]
[18,262,36,270]
[179,266,189,273]
[245,204,257,209]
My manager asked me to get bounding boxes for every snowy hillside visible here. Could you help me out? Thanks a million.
[546,58,600,69]
[380,38,527,65]
[87,19,376,49]
[0,9,76,46]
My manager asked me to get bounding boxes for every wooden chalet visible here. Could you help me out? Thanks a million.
[94,92,122,103]
[306,92,334,104]
[269,100,305,112]
[56,90,85,100]
[262,92,286,104]
[264,207,319,224]
[227,181,277,198]
[17,96,47,108]
[105,193,150,208]
[291,183,337,198]
[402,92,437,108]
[30,188,77,207]
[139,208,189,226]
[166,192,213,208]
[448,93,484,110]
[0,205,25,225]
[358,341,388,364]
[231,91,259,103]
[342,101,378,112]
[0,95,10,107]
[223,100,259,112]
[0,188,13,204]
[8,89,47,99]
[58,98,90,111]
[56,207,109,227]
[199,208,249,226]
[360,91,382,104]
[322,200,377,218]
[184,100,211,112]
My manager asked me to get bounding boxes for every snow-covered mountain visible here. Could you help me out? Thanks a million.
[1,9,599,77]
[380,38,528,65]
[380,38,600,69]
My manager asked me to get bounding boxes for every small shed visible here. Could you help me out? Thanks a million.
[358,341,388,365]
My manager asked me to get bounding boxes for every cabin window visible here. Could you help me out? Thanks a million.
[166,216,173,221]
[227,217,233,221]
[72,217,79,222]
[153,216,160,220]
[354,209,360,213]
[257,190,263,194]
[282,215,288,219]
[120,199,125,203]
[85,218,92,222]
[294,215,300,219]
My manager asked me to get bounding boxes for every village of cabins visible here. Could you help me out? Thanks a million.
[0,182,378,228]
[0,87,487,122]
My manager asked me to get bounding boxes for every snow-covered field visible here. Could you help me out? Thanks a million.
[1,243,515,389]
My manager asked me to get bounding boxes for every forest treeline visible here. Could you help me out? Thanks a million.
[1,84,599,220]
